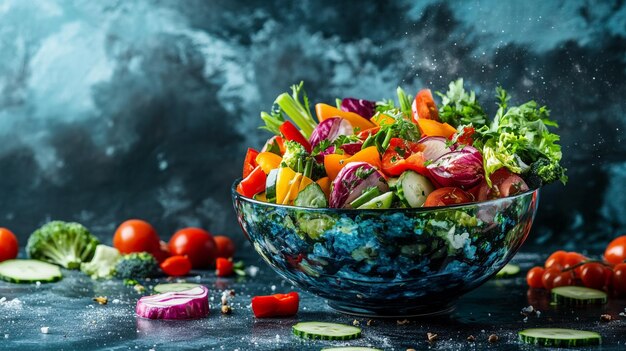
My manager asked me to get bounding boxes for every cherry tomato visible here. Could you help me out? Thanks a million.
[476,168,529,201]
[605,235,626,265]
[563,252,587,268]
[580,263,606,290]
[214,236,236,259]
[552,271,574,288]
[411,89,440,123]
[545,250,568,270]
[160,255,192,277]
[242,148,260,178]
[603,267,614,288]
[424,187,473,207]
[113,220,161,255]
[526,266,545,288]
[613,263,626,295]
[0,228,18,262]
[541,267,562,290]
[169,228,217,269]
[216,257,234,277]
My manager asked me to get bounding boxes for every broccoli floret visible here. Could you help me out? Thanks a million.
[80,245,121,279]
[26,221,100,269]
[524,158,568,188]
[114,252,159,279]
[281,140,308,171]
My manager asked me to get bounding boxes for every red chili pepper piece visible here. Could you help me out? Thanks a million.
[251,292,299,318]
[216,257,234,277]
[279,121,312,152]
[242,148,260,178]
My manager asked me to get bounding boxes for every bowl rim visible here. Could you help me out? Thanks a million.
[232,178,540,212]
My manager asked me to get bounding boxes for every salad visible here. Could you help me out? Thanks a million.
[237,79,566,209]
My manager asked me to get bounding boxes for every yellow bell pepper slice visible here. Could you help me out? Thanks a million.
[281,173,302,205]
[255,152,283,174]
[276,167,297,204]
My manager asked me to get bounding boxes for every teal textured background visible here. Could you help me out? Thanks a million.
[0,0,625,249]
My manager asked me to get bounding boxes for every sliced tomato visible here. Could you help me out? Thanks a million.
[279,121,311,152]
[381,138,428,177]
[476,168,529,201]
[456,126,476,145]
[237,166,267,198]
[160,255,192,277]
[357,126,381,140]
[411,89,440,123]
[216,258,234,277]
[424,187,473,207]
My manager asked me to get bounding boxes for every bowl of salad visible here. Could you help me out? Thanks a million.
[232,79,566,317]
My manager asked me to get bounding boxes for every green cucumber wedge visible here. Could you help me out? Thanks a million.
[395,170,435,207]
[494,263,520,278]
[0,259,62,283]
[294,183,328,208]
[551,286,607,305]
[357,192,394,209]
[253,192,267,202]
[518,328,601,347]
[265,168,279,203]
[292,322,361,340]
[349,187,382,208]
[321,348,382,351]
[153,283,201,293]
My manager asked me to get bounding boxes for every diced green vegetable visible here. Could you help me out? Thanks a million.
[349,187,382,208]
[357,192,394,209]
[294,183,328,208]
[153,283,201,294]
[265,168,279,203]
[115,252,159,279]
[494,263,520,278]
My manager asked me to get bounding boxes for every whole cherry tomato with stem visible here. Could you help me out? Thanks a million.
[541,267,562,290]
[545,250,567,270]
[605,235,626,265]
[552,271,574,288]
[526,266,545,288]
[0,228,18,262]
[580,262,606,290]
[613,263,626,296]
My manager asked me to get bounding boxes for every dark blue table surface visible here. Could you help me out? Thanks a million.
[0,252,624,351]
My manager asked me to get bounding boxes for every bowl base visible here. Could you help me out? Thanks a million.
[327,301,456,318]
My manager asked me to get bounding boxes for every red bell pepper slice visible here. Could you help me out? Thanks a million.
[279,121,312,152]
[251,292,299,318]
[381,138,429,177]
[237,166,266,197]
[357,126,380,140]
[242,148,260,178]
[216,257,234,277]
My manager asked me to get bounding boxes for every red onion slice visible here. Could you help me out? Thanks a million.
[136,286,209,320]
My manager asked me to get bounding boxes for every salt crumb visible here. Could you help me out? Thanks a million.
[271,285,276,291]
[246,266,259,277]
[4,334,8,339]
[112,299,121,304]
[40,327,49,334]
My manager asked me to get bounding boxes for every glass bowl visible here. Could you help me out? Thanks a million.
[232,180,539,317]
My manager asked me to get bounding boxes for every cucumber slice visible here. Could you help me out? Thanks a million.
[494,263,520,278]
[357,192,394,209]
[321,348,382,351]
[551,286,607,305]
[265,168,279,203]
[153,283,201,294]
[294,183,328,208]
[518,328,601,347]
[387,177,399,190]
[395,170,434,207]
[0,259,62,283]
[349,187,382,208]
[292,322,361,340]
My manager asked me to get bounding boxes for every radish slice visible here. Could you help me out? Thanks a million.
[136,286,209,320]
